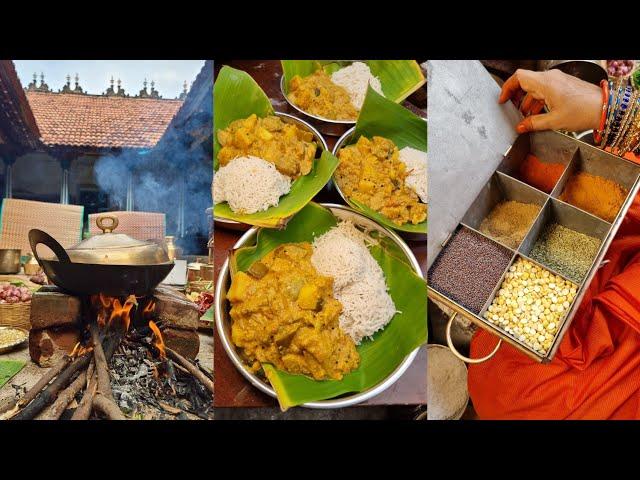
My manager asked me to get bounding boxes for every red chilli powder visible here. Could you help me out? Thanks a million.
[519,154,565,194]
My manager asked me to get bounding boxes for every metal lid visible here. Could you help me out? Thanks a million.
[67,215,171,266]
[427,60,522,269]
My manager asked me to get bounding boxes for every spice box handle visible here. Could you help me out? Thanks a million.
[446,312,502,364]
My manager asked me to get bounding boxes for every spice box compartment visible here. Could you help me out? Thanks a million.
[498,130,576,193]
[519,198,610,284]
[429,130,640,362]
[461,171,547,250]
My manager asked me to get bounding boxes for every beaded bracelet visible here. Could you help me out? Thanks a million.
[611,88,638,151]
[601,80,625,148]
[598,80,640,157]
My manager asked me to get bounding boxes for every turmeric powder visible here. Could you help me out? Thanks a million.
[519,154,565,194]
[560,172,627,222]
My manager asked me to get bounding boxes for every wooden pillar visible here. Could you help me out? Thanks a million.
[0,146,19,199]
[59,157,72,204]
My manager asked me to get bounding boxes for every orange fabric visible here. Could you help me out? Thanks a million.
[468,192,640,419]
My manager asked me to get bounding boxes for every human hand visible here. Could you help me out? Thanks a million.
[499,69,602,134]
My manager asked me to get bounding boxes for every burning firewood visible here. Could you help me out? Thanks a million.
[3,290,213,421]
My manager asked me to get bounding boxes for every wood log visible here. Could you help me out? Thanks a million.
[17,354,72,408]
[166,347,213,395]
[11,353,91,420]
[90,324,113,399]
[29,327,81,367]
[40,360,94,420]
[71,373,96,420]
[93,394,126,420]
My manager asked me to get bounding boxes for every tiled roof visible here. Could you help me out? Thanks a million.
[25,92,183,149]
[0,61,41,149]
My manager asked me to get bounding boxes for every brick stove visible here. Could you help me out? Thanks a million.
[28,285,201,367]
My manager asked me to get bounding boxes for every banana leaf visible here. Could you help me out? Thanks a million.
[213,66,338,228]
[0,359,25,389]
[231,202,427,409]
[281,60,426,104]
[337,87,428,234]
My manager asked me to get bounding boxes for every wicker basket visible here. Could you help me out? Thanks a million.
[0,302,31,330]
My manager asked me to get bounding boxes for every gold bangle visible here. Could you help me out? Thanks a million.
[619,93,640,155]
[602,79,625,148]
[621,109,640,155]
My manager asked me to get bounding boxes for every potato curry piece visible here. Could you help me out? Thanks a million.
[227,243,360,381]
[288,71,359,121]
[335,136,427,225]
[217,114,317,179]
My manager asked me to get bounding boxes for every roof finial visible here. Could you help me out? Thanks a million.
[37,72,50,93]
[149,79,161,98]
[27,73,38,91]
[105,76,116,96]
[72,73,84,94]
[61,74,72,94]
[138,78,149,98]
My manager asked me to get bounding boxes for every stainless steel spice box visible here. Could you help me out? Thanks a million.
[428,130,640,362]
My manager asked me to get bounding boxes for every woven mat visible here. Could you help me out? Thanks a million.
[0,199,84,256]
[88,211,165,243]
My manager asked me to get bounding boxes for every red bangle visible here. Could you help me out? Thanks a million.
[594,79,609,144]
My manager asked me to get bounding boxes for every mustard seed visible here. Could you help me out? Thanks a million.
[429,227,513,314]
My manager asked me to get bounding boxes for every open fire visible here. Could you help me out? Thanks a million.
[1,288,213,420]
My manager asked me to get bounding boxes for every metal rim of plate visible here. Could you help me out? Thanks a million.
[279,75,356,126]
[0,326,28,354]
[214,203,423,409]
[213,111,329,231]
[428,130,640,363]
[332,126,428,241]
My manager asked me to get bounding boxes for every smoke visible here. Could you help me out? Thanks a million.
[93,107,212,255]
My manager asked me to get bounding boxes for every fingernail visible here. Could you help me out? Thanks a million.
[516,123,527,134]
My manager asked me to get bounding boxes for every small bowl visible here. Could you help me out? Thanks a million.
[332,127,428,241]
[213,111,329,231]
[425,344,469,420]
[280,75,355,137]
[215,203,423,408]
[0,249,21,274]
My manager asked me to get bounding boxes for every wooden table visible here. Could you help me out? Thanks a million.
[213,60,428,408]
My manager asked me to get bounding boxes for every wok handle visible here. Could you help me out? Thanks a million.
[28,229,71,264]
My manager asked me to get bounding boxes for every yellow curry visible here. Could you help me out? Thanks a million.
[227,243,360,381]
[288,71,358,121]
[217,114,317,179]
[335,136,427,226]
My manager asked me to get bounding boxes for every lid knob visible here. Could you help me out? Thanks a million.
[96,215,119,234]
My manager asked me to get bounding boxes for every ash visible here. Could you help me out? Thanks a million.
[109,337,213,420]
